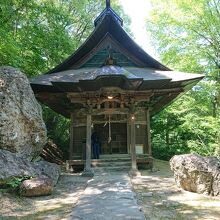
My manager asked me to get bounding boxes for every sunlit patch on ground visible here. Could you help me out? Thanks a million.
[0,173,90,220]
[1,160,220,220]
[132,160,220,220]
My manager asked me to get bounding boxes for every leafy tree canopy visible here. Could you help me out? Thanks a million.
[0,0,130,76]
[148,0,220,159]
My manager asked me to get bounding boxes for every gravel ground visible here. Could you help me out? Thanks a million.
[1,160,220,220]
[132,160,220,220]
[0,173,90,220]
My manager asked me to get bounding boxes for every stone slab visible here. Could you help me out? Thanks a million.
[69,171,145,220]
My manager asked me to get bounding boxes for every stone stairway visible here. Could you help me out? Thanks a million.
[66,154,153,173]
[92,154,131,172]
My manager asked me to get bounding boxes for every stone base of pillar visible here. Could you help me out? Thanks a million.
[129,168,141,177]
[66,161,74,172]
[82,168,94,177]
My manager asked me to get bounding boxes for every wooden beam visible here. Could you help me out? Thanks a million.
[66,87,182,98]
[93,119,127,124]
[91,108,129,115]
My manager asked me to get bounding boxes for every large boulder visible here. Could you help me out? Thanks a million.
[19,177,53,197]
[170,154,220,196]
[34,160,61,186]
[0,149,60,187]
[0,66,47,160]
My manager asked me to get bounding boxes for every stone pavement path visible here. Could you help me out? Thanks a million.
[69,171,145,220]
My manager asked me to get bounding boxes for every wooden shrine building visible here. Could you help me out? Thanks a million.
[30,1,203,176]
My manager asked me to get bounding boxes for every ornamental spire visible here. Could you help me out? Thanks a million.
[94,0,123,27]
[106,0,110,8]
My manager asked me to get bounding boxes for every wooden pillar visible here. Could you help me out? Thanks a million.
[129,113,139,176]
[69,113,74,160]
[130,114,137,169]
[82,114,94,177]
[127,121,130,154]
[146,108,152,156]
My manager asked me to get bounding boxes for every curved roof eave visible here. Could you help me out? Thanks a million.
[46,12,171,74]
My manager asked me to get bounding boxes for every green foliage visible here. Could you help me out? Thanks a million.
[0,0,130,157]
[6,176,32,189]
[0,0,103,76]
[148,0,220,160]
[0,0,130,76]
[42,106,70,159]
[151,90,220,160]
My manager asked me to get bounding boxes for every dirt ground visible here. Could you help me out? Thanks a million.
[132,160,220,220]
[0,160,220,220]
[0,173,90,220]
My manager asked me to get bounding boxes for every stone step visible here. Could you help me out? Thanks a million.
[92,161,131,168]
[66,154,153,172]
[94,165,131,172]
[100,154,131,159]
[92,158,131,163]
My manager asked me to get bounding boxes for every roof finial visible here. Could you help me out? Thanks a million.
[106,0,110,8]
[94,0,123,27]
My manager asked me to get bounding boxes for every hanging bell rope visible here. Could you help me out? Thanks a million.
[103,115,112,143]
[103,121,107,127]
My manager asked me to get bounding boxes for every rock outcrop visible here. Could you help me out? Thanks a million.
[0,66,60,195]
[170,154,220,196]
[19,177,53,197]
[0,149,60,187]
[34,160,61,186]
[0,66,47,160]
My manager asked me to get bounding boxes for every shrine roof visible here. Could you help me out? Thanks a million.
[31,2,203,89]
[43,4,170,74]
[29,2,204,117]
[31,66,203,93]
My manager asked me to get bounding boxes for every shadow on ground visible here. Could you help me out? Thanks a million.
[0,173,90,220]
[132,160,220,220]
[1,160,220,220]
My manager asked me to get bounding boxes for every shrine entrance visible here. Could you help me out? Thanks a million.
[94,122,127,155]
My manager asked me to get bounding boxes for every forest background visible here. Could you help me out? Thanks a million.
[0,0,219,160]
